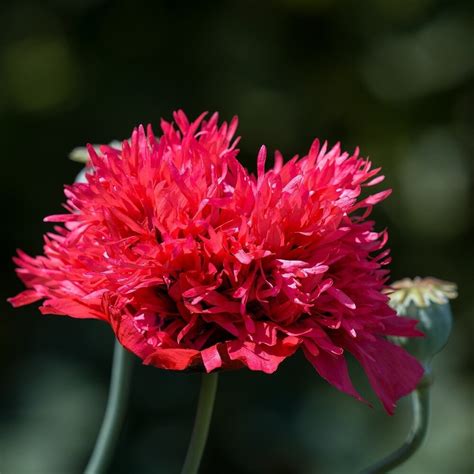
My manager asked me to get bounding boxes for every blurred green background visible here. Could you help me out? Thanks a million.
[0,0,472,473]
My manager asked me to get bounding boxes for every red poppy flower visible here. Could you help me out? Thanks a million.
[9,111,423,414]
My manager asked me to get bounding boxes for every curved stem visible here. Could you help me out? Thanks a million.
[85,340,134,474]
[361,382,431,473]
[181,373,219,474]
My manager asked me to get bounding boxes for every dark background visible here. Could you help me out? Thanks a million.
[0,1,472,473]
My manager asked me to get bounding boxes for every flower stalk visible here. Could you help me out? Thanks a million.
[361,370,432,474]
[181,373,219,474]
[85,340,134,474]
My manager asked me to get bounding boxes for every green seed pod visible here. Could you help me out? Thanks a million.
[388,277,457,368]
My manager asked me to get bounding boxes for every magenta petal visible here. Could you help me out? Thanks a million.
[227,340,287,374]
[8,290,42,307]
[40,298,104,319]
[201,344,223,372]
[379,316,424,337]
[111,313,155,362]
[304,346,366,403]
[351,189,392,211]
[327,287,356,309]
[346,337,424,415]
[144,348,201,371]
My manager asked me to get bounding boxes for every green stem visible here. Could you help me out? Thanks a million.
[85,340,134,474]
[181,373,219,474]
[361,376,431,474]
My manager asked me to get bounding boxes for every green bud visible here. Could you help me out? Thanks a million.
[69,140,122,164]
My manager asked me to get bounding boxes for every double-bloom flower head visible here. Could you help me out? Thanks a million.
[9,111,424,415]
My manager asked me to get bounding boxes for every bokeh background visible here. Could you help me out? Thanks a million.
[0,1,472,473]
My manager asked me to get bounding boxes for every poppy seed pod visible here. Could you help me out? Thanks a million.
[388,277,456,368]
